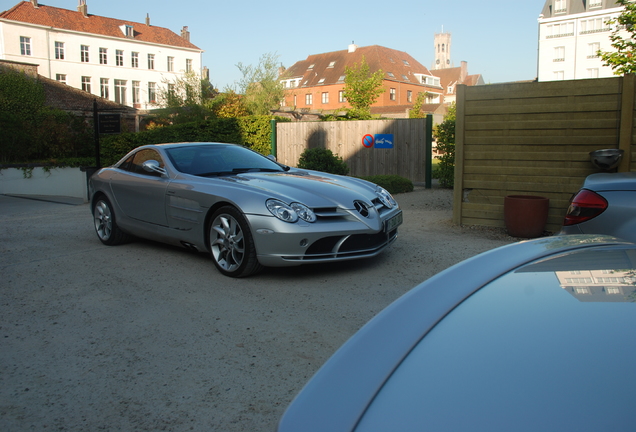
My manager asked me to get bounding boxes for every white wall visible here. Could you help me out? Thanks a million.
[0,167,89,202]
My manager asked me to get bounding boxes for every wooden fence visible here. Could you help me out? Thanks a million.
[453,75,636,233]
[276,118,431,182]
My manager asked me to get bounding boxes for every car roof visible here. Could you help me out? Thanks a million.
[278,235,636,432]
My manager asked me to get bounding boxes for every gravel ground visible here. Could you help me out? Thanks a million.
[0,186,515,431]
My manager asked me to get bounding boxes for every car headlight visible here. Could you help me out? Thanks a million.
[375,186,397,209]
[267,199,316,223]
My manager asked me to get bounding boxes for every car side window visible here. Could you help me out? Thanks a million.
[131,149,165,177]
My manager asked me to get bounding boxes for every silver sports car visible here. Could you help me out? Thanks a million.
[89,142,403,277]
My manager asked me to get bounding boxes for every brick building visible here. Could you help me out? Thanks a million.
[279,44,444,119]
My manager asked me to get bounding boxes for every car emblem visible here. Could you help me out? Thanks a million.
[354,200,370,218]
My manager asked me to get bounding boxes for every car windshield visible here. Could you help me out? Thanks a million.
[164,144,286,176]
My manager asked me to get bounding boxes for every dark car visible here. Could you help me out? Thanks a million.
[561,172,636,242]
[278,235,636,432]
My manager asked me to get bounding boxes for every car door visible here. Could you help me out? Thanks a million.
[109,149,169,226]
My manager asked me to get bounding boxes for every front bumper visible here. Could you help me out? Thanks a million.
[247,209,402,267]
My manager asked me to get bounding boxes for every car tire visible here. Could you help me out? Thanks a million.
[209,206,263,278]
[92,196,131,246]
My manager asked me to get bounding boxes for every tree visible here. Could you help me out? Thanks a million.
[156,71,218,124]
[236,52,285,116]
[599,0,636,75]
[342,56,385,119]
[433,103,456,189]
[409,92,429,118]
[211,90,249,118]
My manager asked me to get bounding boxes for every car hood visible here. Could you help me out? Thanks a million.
[583,172,636,192]
[210,169,378,209]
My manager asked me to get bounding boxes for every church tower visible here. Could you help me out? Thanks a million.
[433,32,452,70]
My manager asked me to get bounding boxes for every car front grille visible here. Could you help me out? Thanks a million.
[281,228,398,262]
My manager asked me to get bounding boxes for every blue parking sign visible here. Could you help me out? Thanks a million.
[374,134,394,149]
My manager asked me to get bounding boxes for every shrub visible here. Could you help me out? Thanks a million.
[359,175,413,194]
[297,148,349,175]
[433,103,456,188]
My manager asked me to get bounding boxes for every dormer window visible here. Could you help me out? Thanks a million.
[387,72,395,78]
[554,0,566,14]
[308,64,315,70]
[318,78,325,84]
[589,0,602,8]
[337,75,346,82]
[120,24,134,38]
[402,75,409,81]
[328,61,336,68]
[402,60,410,66]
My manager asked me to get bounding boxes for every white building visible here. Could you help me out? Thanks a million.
[0,0,203,108]
[538,0,627,81]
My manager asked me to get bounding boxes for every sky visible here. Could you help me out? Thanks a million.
[1,0,545,89]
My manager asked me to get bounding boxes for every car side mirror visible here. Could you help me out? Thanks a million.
[142,160,167,176]
[267,154,277,162]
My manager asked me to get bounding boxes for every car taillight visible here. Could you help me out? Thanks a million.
[563,189,608,226]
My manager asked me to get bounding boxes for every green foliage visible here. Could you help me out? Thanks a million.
[359,175,414,194]
[0,68,93,164]
[599,0,636,75]
[343,56,385,119]
[408,92,428,119]
[212,90,249,118]
[236,52,285,116]
[297,148,349,175]
[433,103,456,189]
[155,71,218,124]
[100,116,286,166]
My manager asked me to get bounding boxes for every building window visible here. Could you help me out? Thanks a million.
[390,88,396,101]
[100,78,109,99]
[81,45,89,62]
[56,74,66,84]
[115,80,127,104]
[554,71,565,80]
[186,59,193,73]
[580,18,608,34]
[587,68,600,78]
[387,72,395,78]
[321,92,329,104]
[339,91,346,103]
[338,75,346,83]
[167,56,174,72]
[589,0,602,8]
[20,36,31,56]
[55,41,65,60]
[587,42,600,58]
[116,50,124,66]
[148,54,155,70]
[547,22,574,38]
[132,81,140,105]
[407,90,412,103]
[81,76,91,93]
[328,61,336,68]
[148,82,156,103]
[554,46,565,62]
[318,78,325,85]
[131,52,139,68]
[402,60,410,66]
[305,94,313,105]
[554,0,566,13]
[99,48,107,65]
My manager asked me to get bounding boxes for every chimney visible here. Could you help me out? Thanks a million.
[78,0,88,17]
[460,61,468,83]
[348,42,358,53]
[30,0,38,8]
[145,13,150,26]
[181,26,190,42]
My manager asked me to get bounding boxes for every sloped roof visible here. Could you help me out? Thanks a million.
[282,45,435,87]
[540,0,621,18]
[0,1,201,51]
[430,63,484,93]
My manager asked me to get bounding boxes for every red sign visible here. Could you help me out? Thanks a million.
[362,134,374,148]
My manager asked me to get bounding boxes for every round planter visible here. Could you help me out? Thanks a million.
[504,195,549,238]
